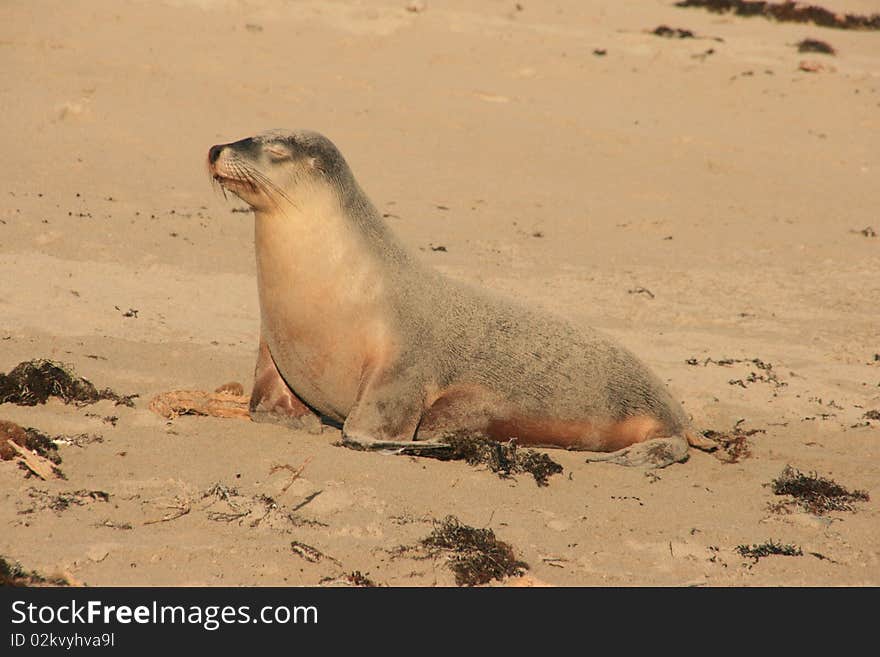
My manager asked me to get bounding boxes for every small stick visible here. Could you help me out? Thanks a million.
[290,541,340,565]
[143,499,191,525]
[270,457,313,494]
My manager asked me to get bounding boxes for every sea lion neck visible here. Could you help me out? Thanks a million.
[253,201,365,277]
[252,196,402,315]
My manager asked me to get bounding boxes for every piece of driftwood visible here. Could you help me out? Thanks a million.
[149,383,250,420]
[4,439,57,480]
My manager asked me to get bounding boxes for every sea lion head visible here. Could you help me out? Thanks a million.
[207,129,352,212]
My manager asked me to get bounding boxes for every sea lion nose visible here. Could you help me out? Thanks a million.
[208,144,224,164]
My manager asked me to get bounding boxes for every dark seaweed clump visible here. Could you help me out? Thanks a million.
[345,571,378,587]
[47,490,110,512]
[0,359,136,407]
[735,540,803,563]
[675,0,880,30]
[702,420,765,463]
[420,516,528,586]
[652,25,696,38]
[771,465,869,514]
[423,432,563,486]
[0,420,61,464]
[796,38,835,54]
[0,557,37,586]
[0,556,70,587]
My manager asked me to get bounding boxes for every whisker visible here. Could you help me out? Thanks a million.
[231,161,279,211]
[241,163,297,211]
[208,160,230,201]
[253,173,294,208]
[211,155,297,214]
[235,161,284,212]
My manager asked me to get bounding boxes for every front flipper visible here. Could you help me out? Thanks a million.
[341,436,451,455]
[250,337,322,434]
[341,365,448,454]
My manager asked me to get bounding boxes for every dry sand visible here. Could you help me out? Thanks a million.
[1,0,878,586]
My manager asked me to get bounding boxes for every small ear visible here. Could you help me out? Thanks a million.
[307,156,326,174]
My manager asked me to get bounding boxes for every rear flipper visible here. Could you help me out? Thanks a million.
[583,435,689,468]
[250,337,322,434]
[583,431,716,469]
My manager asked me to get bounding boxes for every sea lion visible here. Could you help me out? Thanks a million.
[207,129,712,468]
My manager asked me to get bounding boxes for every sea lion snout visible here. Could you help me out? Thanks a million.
[208,137,259,165]
[208,144,224,164]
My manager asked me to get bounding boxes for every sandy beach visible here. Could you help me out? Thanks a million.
[1,0,878,586]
